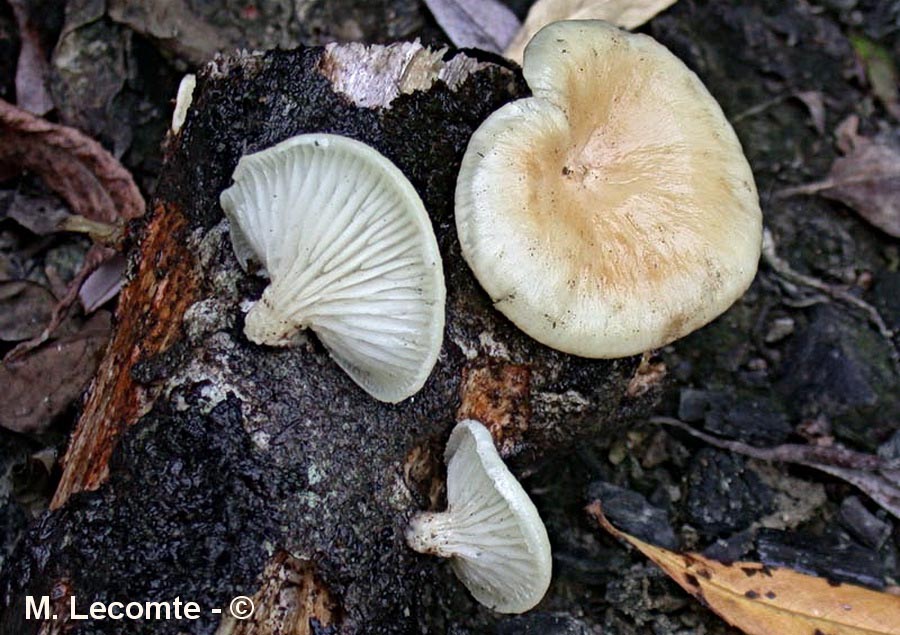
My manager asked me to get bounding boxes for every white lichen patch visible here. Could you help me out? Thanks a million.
[532,389,591,416]
[477,331,511,360]
[307,463,325,486]
[320,40,490,109]
[182,298,236,343]
[251,430,271,451]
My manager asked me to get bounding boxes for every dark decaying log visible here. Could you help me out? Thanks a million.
[0,42,656,634]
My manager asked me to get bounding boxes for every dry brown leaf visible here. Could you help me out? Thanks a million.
[778,118,900,238]
[0,98,145,224]
[5,244,115,361]
[504,0,679,63]
[794,90,826,135]
[5,191,122,245]
[5,191,72,236]
[0,100,141,355]
[9,0,54,115]
[0,281,56,342]
[78,254,125,313]
[423,0,521,53]
[588,501,900,635]
[0,311,110,435]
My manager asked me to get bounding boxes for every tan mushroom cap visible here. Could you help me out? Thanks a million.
[456,20,762,358]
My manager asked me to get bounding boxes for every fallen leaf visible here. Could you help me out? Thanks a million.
[504,0,679,63]
[4,190,122,246]
[5,191,72,236]
[423,0,521,53]
[107,0,253,66]
[588,501,900,635]
[9,0,54,115]
[78,254,125,313]
[794,90,826,135]
[5,244,115,362]
[52,1,139,158]
[0,98,145,224]
[778,120,900,238]
[0,281,56,342]
[0,311,110,435]
[0,100,142,354]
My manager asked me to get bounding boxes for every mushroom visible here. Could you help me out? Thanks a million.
[406,419,551,614]
[455,20,762,358]
[171,74,196,134]
[220,133,446,403]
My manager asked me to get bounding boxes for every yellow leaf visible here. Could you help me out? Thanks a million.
[587,501,900,635]
[504,0,679,63]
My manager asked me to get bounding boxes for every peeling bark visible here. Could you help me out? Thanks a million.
[52,203,201,507]
[215,552,339,635]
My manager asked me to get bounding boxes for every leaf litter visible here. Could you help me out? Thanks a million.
[0,98,145,225]
[1,98,142,431]
[0,310,111,435]
[850,34,900,121]
[422,0,521,53]
[0,280,55,342]
[651,416,900,521]
[588,501,900,635]
[8,0,54,116]
[760,227,897,365]
[778,115,900,239]
[0,98,144,359]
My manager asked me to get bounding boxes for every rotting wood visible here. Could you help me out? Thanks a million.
[6,41,652,634]
[215,552,339,635]
[51,203,201,508]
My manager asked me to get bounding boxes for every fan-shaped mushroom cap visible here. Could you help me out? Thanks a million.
[456,20,762,358]
[406,419,551,614]
[220,134,446,403]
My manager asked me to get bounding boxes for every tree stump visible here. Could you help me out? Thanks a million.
[1,42,656,634]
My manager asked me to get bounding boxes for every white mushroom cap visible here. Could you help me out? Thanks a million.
[406,419,552,614]
[220,134,446,403]
[171,74,196,134]
[456,20,762,358]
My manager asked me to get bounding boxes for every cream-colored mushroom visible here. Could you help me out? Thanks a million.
[456,20,762,358]
[503,0,679,64]
[171,74,196,134]
[406,419,552,614]
[220,133,446,403]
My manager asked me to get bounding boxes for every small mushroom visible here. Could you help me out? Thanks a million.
[455,20,762,358]
[220,133,446,403]
[406,419,551,614]
[171,74,196,134]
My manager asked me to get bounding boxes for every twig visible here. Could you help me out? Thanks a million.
[731,95,790,123]
[651,416,900,520]
[761,228,897,357]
